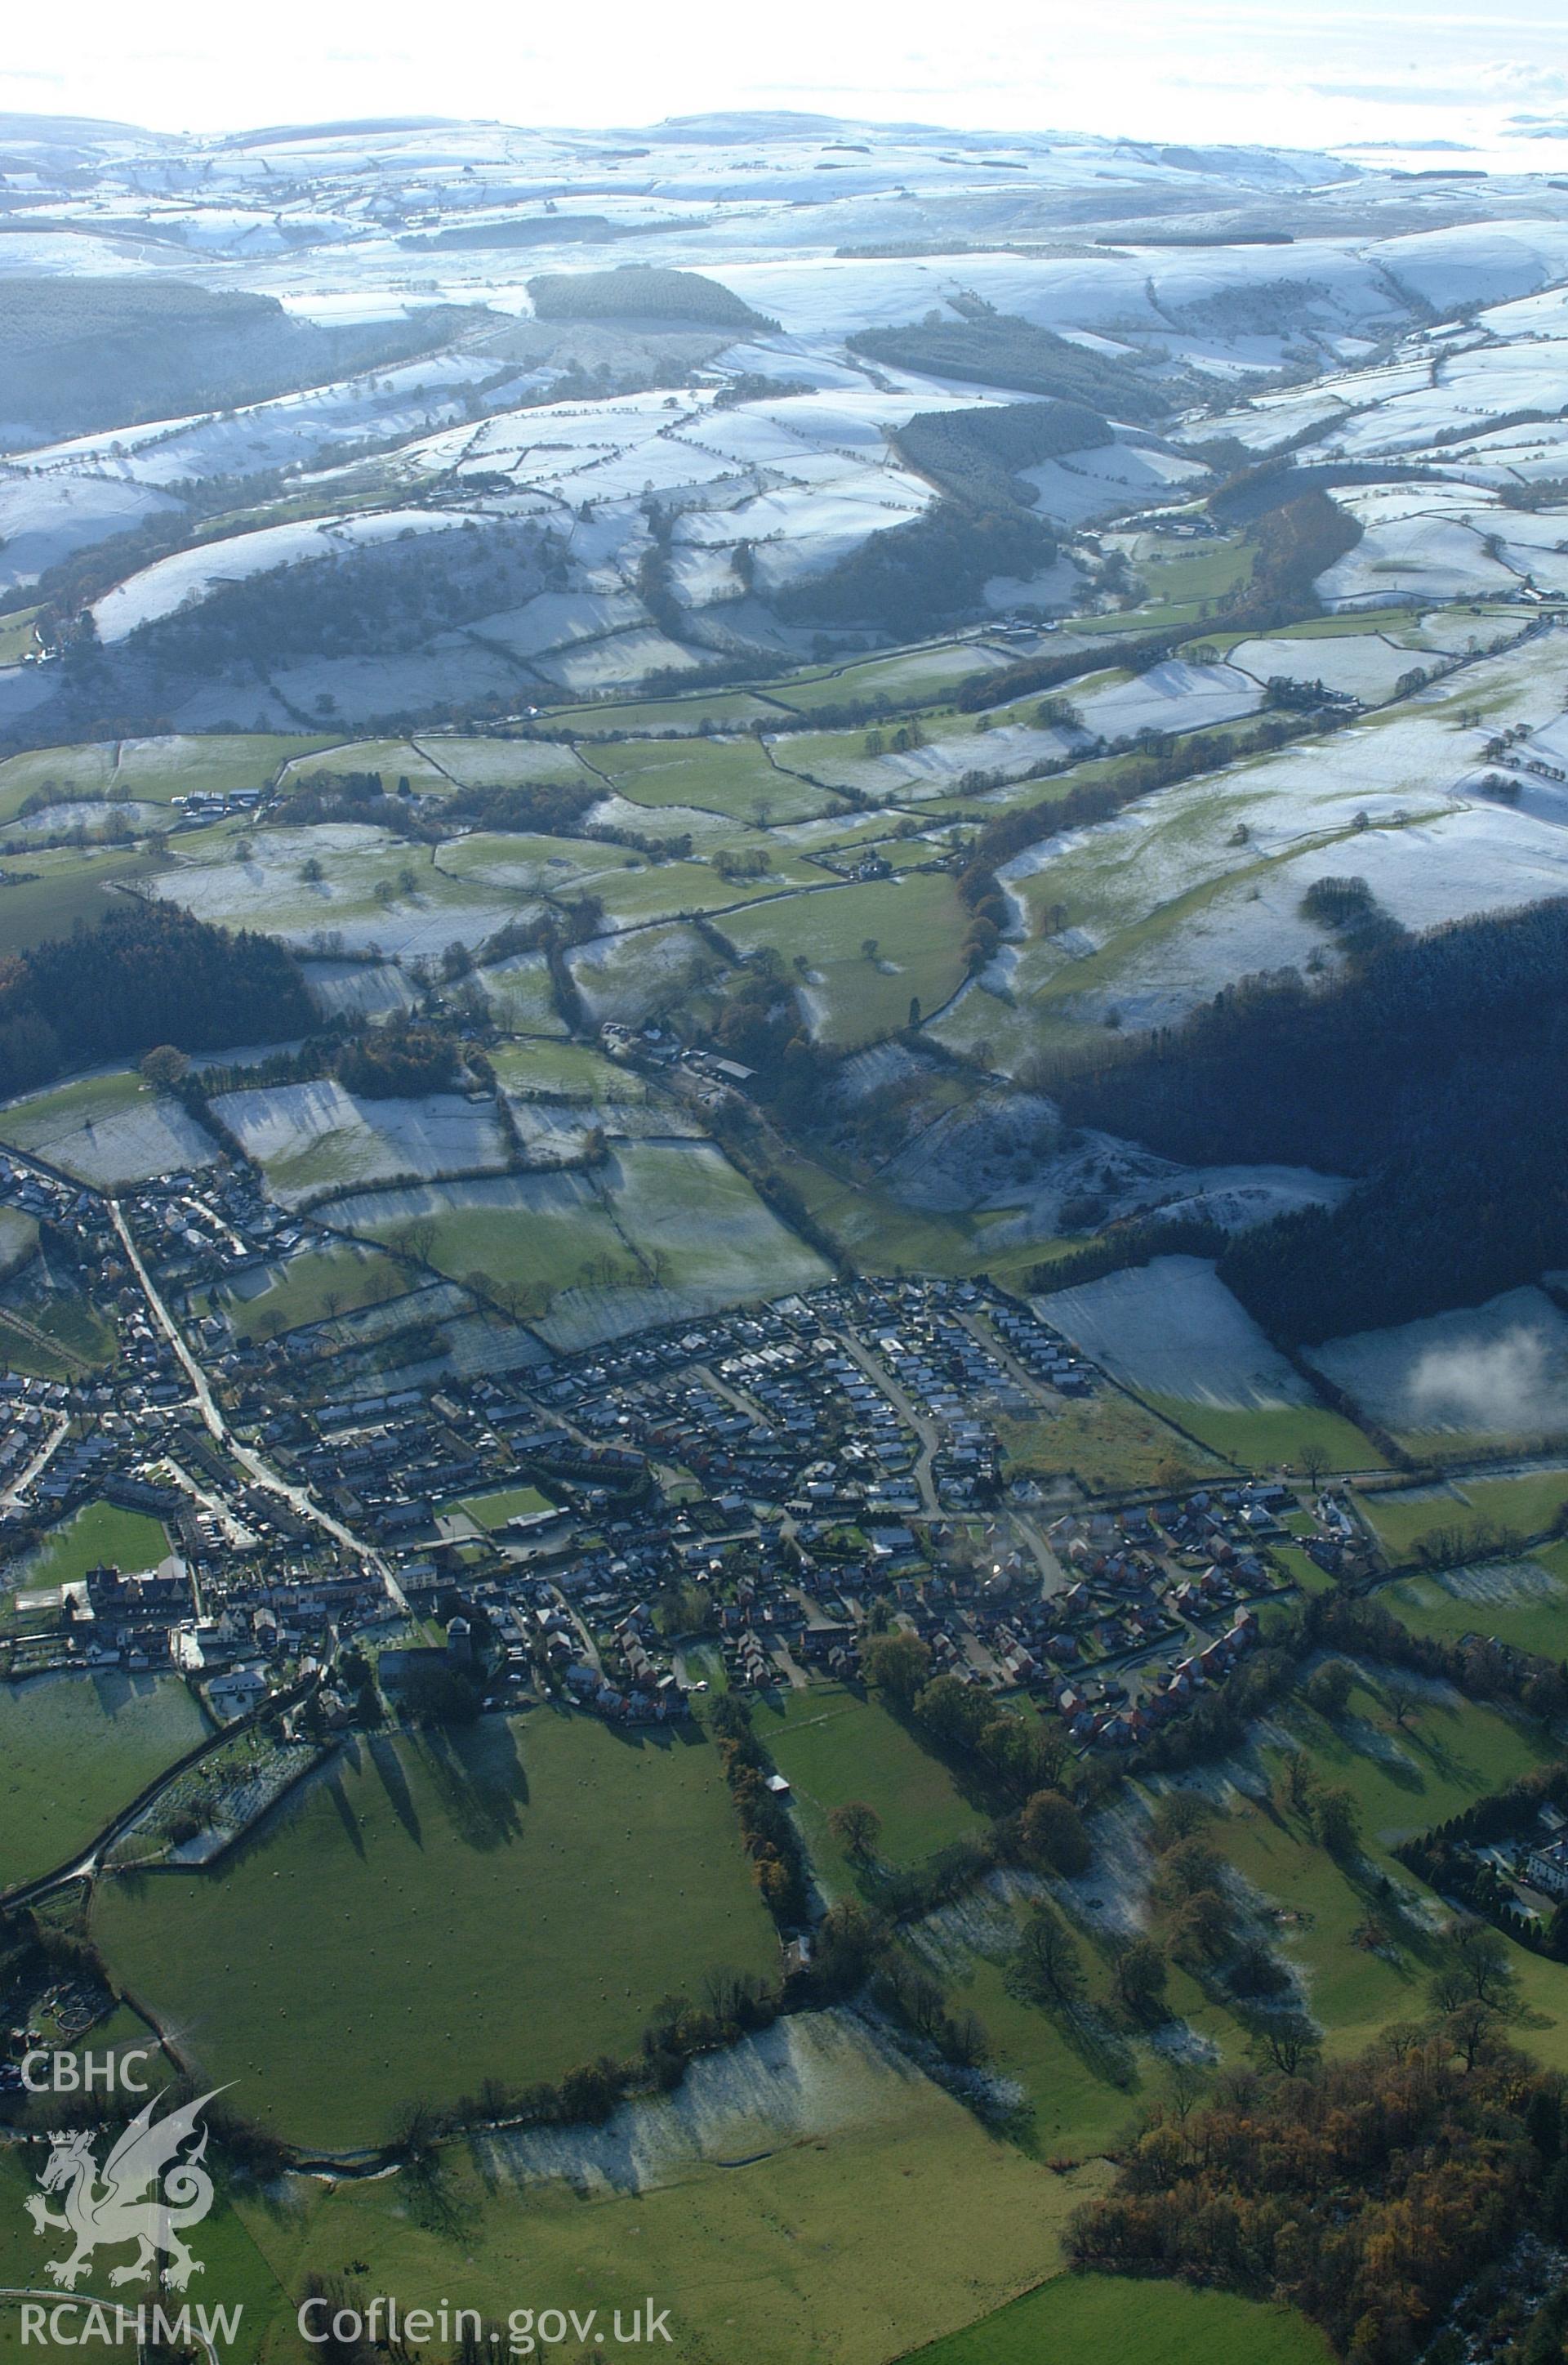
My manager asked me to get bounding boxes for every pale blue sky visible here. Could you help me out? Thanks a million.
[5,0,1568,157]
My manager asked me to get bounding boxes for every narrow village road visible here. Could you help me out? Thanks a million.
[109,1202,408,1613]
[2,1410,68,1509]
[830,1327,940,1515]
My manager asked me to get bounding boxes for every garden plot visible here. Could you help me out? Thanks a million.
[1043,1256,1316,1408]
[91,509,476,642]
[150,824,540,957]
[209,1080,507,1208]
[1307,1287,1568,1445]
[0,1073,217,1187]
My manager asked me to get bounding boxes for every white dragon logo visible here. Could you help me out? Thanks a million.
[25,2088,224,2292]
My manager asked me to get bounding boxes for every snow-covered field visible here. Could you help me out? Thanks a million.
[210,1080,507,1207]
[479,2008,920,2199]
[0,1078,217,1186]
[566,921,719,1026]
[149,824,539,958]
[1224,631,1435,703]
[91,509,476,643]
[985,634,1568,1037]
[1307,1287,1568,1441]
[301,959,421,1022]
[1041,1256,1319,1408]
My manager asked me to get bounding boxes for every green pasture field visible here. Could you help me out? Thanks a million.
[1211,1678,1565,2057]
[448,1484,555,1529]
[720,869,971,1046]
[90,1711,777,2149]
[326,1170,642,1310]
[278,736,452,791]
[11,1499,171,1591]
[904,2273,1330,2365]
[0,608,41,665]
[1378,1551,1568,1661]
[432,829,630,894]
[0,1670,208,1890]
[553,688,794,735]
[114,734,327,801]
[764,640,1001,716]
[472,950,568,1033]
[407,735,590,790]
[0,848,163,953]
[233,2068,1104,2365]
[995,1399,1226,1493]
[0,2149,284,2365]
[1355,1470,1568,1560]
[207,1243,411,1341]
[0,1069,143,1146]
[757,1684,985,1885]
[488,1037,646,1102]
[1145,1395,1385,1474]
[595,735,839,826]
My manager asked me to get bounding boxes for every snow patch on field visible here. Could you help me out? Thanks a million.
[301,961,420,1021]
[1419,1558,1568,1612]
[0,1091,217,1186]
[478,2008,919,2198]
[1042,1256,1316,1408]
[91,509,475,642]
[211,1080,506,1207]
[1307,1287,1568,1439]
